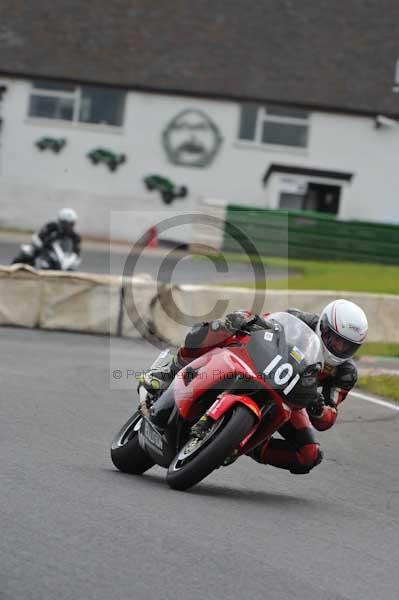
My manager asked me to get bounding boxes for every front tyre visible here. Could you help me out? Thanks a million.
[111,411,155,475]
[166,405,256,491]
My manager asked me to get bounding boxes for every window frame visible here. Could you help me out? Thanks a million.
[28,81,125,129]
[238,103,310,150]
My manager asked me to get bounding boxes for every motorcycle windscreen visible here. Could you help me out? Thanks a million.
[267,311,324,369]
[246,312,323,405]
[59,237,74,253]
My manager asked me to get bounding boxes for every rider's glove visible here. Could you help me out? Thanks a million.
[307,393,325,418]
[225,310,257,334]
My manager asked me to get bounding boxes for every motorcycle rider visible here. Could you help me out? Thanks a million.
[139,299,368,475]
[36,208,81,257]
[12,208,80,265]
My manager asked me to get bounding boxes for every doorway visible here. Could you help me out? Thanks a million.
[304,183,340,215]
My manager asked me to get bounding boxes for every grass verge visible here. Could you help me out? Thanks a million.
[357,375,399,403]
[356,343,399,358]
[265,259,399,294]
[199,252,399,295]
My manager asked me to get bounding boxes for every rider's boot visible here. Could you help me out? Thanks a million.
[138,349,184,416]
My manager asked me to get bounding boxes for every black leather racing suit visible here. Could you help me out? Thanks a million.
[37,221,81,256]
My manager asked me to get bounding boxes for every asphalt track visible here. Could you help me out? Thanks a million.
[0,238,288,283]
[1,328,399,600]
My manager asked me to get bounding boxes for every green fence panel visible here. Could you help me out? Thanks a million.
[223,206,399,264]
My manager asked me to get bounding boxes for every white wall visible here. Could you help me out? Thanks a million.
[0,76,398,240]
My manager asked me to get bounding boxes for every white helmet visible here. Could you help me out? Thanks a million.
[58,207,77,224]
[316,299,368,367]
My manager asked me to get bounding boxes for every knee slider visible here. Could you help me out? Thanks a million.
[291,444,323,474]
[301,443,323,468]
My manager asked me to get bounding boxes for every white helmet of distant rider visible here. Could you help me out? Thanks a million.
[316,299,368,367]
[58,208,77,233]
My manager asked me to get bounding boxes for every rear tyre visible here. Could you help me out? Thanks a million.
[111,411,155,475]
[166,405,255,491]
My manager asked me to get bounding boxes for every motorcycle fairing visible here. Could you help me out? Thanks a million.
[173,330,305,425]
[206,392,261,422]
[173,345,265,422]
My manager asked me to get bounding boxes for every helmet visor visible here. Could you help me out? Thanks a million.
[59,220,74,233]
[320,316,361,359]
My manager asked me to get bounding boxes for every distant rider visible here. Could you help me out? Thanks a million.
[138,299,368,475]
[12,208,81,265]
[35,208,81,257]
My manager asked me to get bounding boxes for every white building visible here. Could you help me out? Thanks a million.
[1,1,399,240]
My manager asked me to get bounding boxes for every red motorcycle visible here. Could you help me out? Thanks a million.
[111,312,324,491]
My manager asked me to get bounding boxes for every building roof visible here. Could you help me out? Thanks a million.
[263,164,354,184]
[1,0,399,116]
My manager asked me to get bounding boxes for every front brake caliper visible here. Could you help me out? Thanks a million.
[190,415,213,440]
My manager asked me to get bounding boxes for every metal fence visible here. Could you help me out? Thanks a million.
[222,206,399,264]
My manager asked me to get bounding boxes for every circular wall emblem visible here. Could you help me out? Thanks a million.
[162,109,223,168]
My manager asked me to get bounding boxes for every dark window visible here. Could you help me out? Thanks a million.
[262,121,308,147]
[79,85,125,126]
[29,80,126,127]
[239,103,309,148]
[238,103,258,140]
[29,95,74,121]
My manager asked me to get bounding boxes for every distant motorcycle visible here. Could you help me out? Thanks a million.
[12,236,81,271]
[36,239,81,271]
[111,312,324,491]
[12,234,42,267]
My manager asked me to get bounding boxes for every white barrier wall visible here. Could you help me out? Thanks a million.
[39,271,122,335]
[0,266,41,327]
[0,267,122,335]
[0,267,398,344]
[121,275,158,339]
[150,286,399,346]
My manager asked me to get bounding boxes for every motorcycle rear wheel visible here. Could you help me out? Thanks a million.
[111,411,155,475]
[166,405,256,491]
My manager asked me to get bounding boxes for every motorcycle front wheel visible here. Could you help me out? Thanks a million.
[111,411,155,475]
[166,405,256,491]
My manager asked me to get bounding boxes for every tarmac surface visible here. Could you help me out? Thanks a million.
[0,237,288,283]
[1,327,399,600]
